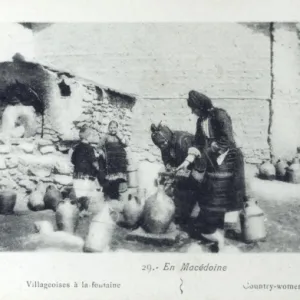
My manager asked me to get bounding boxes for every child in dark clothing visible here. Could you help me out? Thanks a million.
[71,126,100,208]
[71,126,99,179]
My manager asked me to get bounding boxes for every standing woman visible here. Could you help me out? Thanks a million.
[97,120,129,199]
[177,90,247,250]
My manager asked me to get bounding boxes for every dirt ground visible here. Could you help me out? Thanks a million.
[0,168,299,253]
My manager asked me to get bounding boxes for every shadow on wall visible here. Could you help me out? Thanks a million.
[239,22,271,37]
[240,22,299,37]
[19,23,53,33]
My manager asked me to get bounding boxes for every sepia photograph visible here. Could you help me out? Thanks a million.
[0,21,299,255]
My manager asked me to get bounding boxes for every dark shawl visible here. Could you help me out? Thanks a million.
[151,124,194,168]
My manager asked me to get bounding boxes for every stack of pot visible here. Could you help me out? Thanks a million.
[258,147,300,184]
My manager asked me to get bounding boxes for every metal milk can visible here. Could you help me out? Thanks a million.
[55,199,80,234]
[240,200,266,243]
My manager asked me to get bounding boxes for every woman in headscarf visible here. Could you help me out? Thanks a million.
[177,90,247,249]
[151,122,194,171]
[150,122,206,224]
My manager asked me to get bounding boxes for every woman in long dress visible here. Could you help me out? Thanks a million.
[98,120,129,199]
[177,90,247,249]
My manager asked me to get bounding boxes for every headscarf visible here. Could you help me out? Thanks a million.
[187,90,213,112]
[150,122,173,147]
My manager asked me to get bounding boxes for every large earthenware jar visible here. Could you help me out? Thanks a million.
[275,159,288,181]
[142,184,175,234]
[286,158,300,184]
[44,185,63,211]
[258,161,276,180]
[0,189,17,215]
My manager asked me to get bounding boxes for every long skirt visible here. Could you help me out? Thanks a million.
[105,142,128,181]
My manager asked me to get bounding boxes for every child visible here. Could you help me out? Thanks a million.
[98,120,129,199]
[71,125,99,179]
[71,126,100,211]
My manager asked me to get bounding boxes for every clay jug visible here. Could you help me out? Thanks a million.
[61,186,77,201]
[142,182,176,234]
[83,203,118,252]
[44,185,63,211]
[275,159,288,181]
[137,161,164,200]
[258,161,276,180]
[240,200,266,244]
[55,199,80,234]
[0,189,17,215]
[122,193,144,228]
[286,158,300,184]
[28,190,45,211]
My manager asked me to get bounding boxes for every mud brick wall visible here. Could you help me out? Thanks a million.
[131,98,270,164]
[271,23,300,161]
[2,22,300,174]
[33,23,272,163]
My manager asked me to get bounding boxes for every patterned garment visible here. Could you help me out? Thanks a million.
[104,141,128,181]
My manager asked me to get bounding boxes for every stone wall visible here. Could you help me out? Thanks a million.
[0,60,136,194]
[32,23,272,163]
[0,137,73,196]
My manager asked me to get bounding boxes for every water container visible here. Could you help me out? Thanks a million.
[142,184,175,234]
[0,189,16,215]
[28,190,45,211]
[258,161,276,180]
[55,199,79,234]
[122,193,144,228]
[44,185,63,211]
[83,203,118,252]
[240,200,266,243]
[286,158,300,184]
[275,159,288,181]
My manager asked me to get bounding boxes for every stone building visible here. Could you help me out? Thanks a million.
[0,22,300,193]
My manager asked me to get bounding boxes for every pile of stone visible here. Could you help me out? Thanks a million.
[0,137,74,196]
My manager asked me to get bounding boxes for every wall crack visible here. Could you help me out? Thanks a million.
[267,22,275,162]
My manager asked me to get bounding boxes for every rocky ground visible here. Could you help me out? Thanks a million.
[0,164,299,253]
